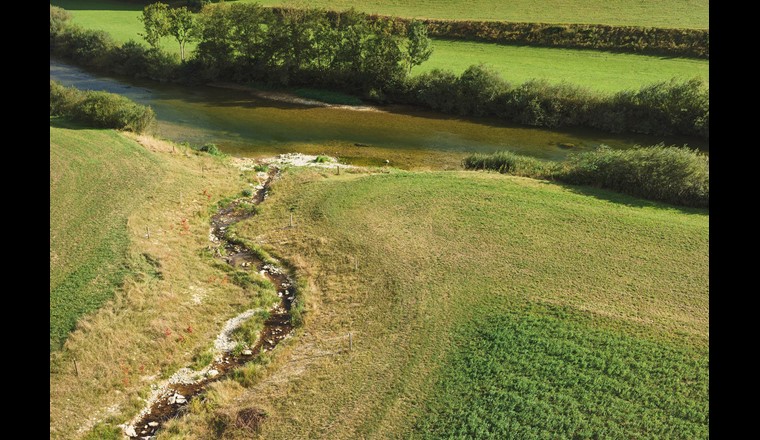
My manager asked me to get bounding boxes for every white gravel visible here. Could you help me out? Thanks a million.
[235,153,355,171]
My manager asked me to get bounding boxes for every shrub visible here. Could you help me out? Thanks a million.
[57,27,116,69]
[50,80,155,133]
[455,64,509,116]
[199,143,222,155]
[313,155,330,163]
[464,145,709,208]
[50,4,71,42]
[463,151,558,178]
[562,145,708,207]
[411,69,460,113]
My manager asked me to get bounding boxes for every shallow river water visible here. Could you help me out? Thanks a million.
[50,60,707,169]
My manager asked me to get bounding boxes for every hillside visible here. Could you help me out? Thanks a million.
[50,119,163,350]
[162,168,709,438]
[49,122,280,438]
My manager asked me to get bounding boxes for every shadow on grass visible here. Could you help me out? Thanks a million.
[535,178,708,215]
[50,116,92,130]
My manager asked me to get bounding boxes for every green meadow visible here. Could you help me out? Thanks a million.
[254,0,709,28]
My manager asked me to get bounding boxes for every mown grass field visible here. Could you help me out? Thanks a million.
[254,0,709,28]
[49,124,279,439]
[164,168,708,438]
[51,0,189,54]
[51,0,709,93]
[50,119,163,351]
[418,39,709,93]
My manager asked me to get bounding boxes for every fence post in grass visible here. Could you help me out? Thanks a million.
[337,165,340,175]
[73,357,79,377]
[290,213,293,228]
[146,226,150,239]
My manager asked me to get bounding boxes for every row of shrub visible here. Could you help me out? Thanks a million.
[269,7,709,59]
[50,80,155,132]
[463,146,709,208]
[397,66,709,138]
[50,4,708,139]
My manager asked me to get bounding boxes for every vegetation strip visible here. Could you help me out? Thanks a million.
[122,167,297,438]
[269,7,710,59]
[463,146,709,208]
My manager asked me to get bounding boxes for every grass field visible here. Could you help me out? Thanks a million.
[254,0,709,28]
[418,39,709,93]
[49,124,280,439]
[51,0,190,54]
[162,168,708,438]
[51,0,709,93]
[50,119,163,351]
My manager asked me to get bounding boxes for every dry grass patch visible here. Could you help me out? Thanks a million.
[50,124,276,439]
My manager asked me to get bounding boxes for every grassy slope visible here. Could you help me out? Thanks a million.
[51,0,708,93]
[50,119,163,350]
[165,168,708,438]
[49,124,277,439]
[254,0,709,28]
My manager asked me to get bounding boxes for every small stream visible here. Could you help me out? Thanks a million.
[123,168,294,439]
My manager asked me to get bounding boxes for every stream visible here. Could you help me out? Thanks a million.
[123,168,294,439]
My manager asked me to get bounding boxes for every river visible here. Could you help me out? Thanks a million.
[50,59,708,170]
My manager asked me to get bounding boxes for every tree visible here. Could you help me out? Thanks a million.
[404,20,433,74]
[168,7,197,62]
[139,2,170,49]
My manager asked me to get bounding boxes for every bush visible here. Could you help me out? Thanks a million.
[199,143,222,155]
[455,64,509,116]
[562,145,708,207]
[463,151,558,178]
[57,27,116,69]
[464,146,708,208]
[50,4,71,43]
[50,80,155,133]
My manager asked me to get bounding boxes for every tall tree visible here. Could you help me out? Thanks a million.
[405,20,433,74]
[139,2,170,49]
[168,6,197,62]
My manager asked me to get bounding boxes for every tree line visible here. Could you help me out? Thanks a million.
[139,2,433,92]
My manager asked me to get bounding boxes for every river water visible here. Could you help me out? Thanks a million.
[50,60,707,169]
